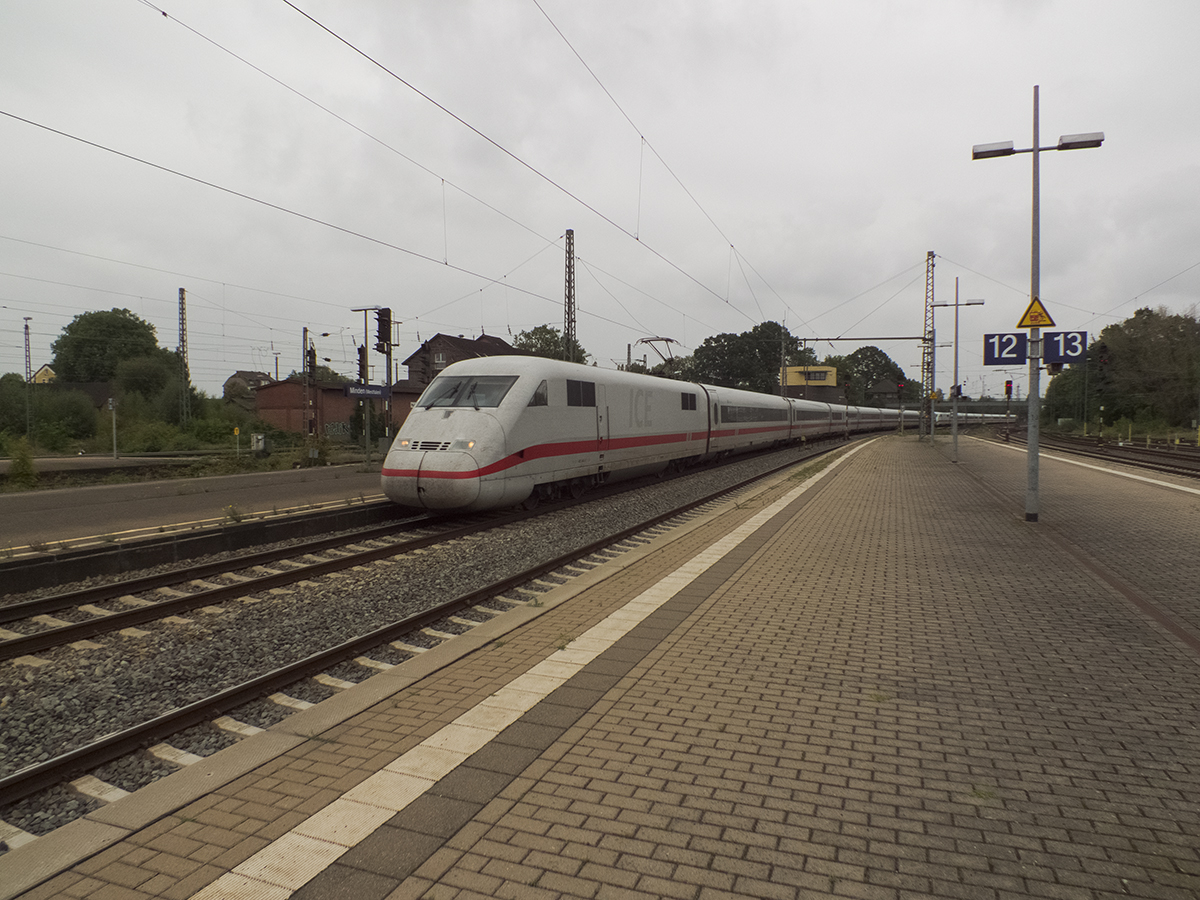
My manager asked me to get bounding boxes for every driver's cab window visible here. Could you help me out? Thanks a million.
[527,379,548,407]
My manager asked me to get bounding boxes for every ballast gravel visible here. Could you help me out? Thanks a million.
[0,442,831,840]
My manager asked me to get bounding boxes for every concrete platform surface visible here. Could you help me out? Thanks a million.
[4,434,1199,900]
[0,464,384,549]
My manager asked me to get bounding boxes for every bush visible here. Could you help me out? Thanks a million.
[121,421,181,453]
[7,436,37,489]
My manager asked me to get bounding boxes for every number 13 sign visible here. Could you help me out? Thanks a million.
[1043,331,1087,364]
[984,331,1087,365]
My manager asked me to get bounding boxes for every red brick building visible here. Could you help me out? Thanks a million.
[253,333,527,438]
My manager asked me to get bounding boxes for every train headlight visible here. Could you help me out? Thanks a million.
[450,439,477,451]
[398,438,411,449]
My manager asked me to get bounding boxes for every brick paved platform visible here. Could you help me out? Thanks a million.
[5,435,1200,900]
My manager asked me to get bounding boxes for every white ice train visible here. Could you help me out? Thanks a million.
[381,356,918,512]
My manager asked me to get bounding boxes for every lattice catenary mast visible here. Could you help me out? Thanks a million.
[563,228,576,362]
[919,251,936,438]
[178,288,191,426]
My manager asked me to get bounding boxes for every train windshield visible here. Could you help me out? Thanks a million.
[419,375,519,409]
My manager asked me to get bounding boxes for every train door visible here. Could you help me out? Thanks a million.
[698,385,714,455]
[596,384,609,455]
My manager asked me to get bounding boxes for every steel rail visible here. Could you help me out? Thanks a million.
[0,512,433,624]
[0,509,542,661]
[0,440,846,809]
[1006,433,1200,479]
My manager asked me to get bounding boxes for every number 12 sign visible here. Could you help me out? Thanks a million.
[984,333,1028,366]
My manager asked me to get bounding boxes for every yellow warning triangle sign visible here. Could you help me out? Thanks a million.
[1017,297,1055,328]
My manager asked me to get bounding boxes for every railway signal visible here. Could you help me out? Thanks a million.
[358,345,369,383]
[375,308,391,353]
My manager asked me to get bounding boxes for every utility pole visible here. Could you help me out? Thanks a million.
[779,333,787,398]
[919,251,936,439]
[178,288,191,427]
[563,228,576,362]
[358,308,371,464]
[302,327,310,438]
[973,85,1103,521]
[23,317,32,438]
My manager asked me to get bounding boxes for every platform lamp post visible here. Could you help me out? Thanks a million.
[973,85,1103,522]
[933,278,984,463]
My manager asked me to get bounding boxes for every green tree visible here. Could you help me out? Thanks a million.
[51,308,160,382]
[285,365,350,384]
[689,322,817,393]
[0,372,28,436]
[115,348,178,399]
[829,346,918,406]
[1046,306,1200,428]
[512,325,591,364]
[37,389,97,448]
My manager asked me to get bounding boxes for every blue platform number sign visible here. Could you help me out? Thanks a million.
[1043,331,1087,364]
[983,333,1028,366]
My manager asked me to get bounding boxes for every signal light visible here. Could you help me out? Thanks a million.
[376,308,392,353]
[358,345,369,383]
[1005,379,1013,398]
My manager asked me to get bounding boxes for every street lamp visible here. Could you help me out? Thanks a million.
[933,278,984,463]
[973,85,1103,522]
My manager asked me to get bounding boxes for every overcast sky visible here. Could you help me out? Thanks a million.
[2,1,1198,400]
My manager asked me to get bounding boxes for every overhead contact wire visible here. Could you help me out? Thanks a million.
[0,109,560,309]
[280,0,728,305]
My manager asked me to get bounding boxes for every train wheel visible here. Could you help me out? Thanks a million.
[521,492,539,510]
[569,479,586,499]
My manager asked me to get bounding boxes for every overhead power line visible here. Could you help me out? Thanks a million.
[0,108,563,311]
[279,0,728,306]
[532,0,802,327]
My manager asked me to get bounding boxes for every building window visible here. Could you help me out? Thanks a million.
[433,351,447,370]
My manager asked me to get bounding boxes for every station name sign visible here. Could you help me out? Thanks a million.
[984,331,1087,366]
[344,384,388,399]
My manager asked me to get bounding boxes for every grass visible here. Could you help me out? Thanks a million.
[788,449,844,484]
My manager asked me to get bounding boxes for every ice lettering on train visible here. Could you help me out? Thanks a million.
[629,389,653,428]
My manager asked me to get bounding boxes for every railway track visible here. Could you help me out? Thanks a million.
[1001,429,1200,478]
[0,439,847,842]
[0,511,513,662]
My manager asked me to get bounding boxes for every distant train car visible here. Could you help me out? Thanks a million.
[381,356,906,511]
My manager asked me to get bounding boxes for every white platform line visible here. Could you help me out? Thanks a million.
[191,444,863,899]
[984,438,1200,496]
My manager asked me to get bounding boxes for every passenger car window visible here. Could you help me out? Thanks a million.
[419,375,518,408]
[566,379,596,407]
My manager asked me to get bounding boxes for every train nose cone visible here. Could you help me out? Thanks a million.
[381,450,482,509]
[382,411,506,511]
[412,451,481,509]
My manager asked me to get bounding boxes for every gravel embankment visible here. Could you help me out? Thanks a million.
[0,443,830,838]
